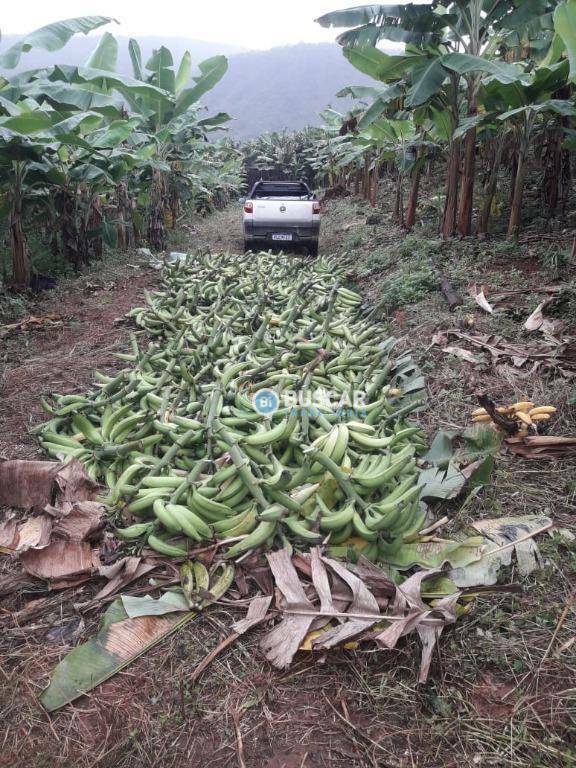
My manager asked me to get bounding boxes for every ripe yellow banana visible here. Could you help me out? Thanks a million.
[531,413,551,422]
[510,401,534,412]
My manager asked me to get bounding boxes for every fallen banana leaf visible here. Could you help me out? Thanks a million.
[231,595,273,635]
[39,599,197,712]
[449,541,511,587]
[21,540,94,581]
[422,431,457,468]
[14,515,53,552]
[50,501,106,542]
[260,549,317,668]
[0,313,63,339]
[260,548,462,681]
[0,517,19,552]
[299,625,359,651]
[523,298,562,335]
[0,458,99,510]
[380,537,485,570]
[78,557,159,611]
[188,595,273,686]
[40,559,235,710]
[418,461,468,500]
[442,346,482,365]
[450,515,552,586]
[437,329,576,378]
[418,425,499,501]
[121,591,190,617]
[469,284,494,314]
[371,569,460,683]
[121,561,234,618]
[472,515,551,576]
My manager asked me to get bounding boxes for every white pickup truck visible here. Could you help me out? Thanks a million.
[242,180,321,256]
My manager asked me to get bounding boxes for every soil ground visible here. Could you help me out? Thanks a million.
[1,188,576,767]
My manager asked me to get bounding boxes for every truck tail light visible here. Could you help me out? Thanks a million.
[312,201,321,214]
[244,200,253,213]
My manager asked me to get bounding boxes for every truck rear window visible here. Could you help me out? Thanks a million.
[251,182,311,199]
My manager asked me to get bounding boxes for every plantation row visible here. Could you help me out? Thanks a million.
[0,18,243,287]
[246,1,576,239]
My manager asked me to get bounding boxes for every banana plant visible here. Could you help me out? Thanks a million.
[481,59,576,236]
[122,40,231,247]
[315,2,569,239]
[0,22,241,285]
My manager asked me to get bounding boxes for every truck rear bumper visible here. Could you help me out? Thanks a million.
[244,221,320,244]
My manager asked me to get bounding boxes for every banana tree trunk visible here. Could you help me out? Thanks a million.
[147,170,167,251]
[10,162,29,288]
[116,183,129,250]
[405,152,423,231]
[441,138,461,238]
[542,122,571,215]
[457,78,479,237]
[477,138,504,238]
[458,125,476,236]
[507,117,533,239]
[370,162,379,207]
[362,156,370,200]
[507,155,528,239]
[394,174,404,226]
[87,194,103,262]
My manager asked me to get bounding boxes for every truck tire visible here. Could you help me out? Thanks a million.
[244,239,251,253]
[308,241,319,258]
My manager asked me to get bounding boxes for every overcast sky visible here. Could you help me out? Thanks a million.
[1,1,381,50]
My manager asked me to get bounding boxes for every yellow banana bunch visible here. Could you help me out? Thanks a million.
[470,401,557,435]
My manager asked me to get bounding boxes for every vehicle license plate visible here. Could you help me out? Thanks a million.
[272,233,292,241]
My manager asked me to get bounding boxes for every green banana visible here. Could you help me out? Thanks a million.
[147,533,188,557]
[319,501,356,532]
[283,516,323,542]
[114,522,155,540]
[223,520,277,558]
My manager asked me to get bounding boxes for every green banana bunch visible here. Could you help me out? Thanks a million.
[36,250,429,563]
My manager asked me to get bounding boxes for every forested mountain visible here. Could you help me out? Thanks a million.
[203,43,372,138]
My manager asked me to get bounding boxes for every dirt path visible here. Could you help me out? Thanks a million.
[1,255,158,460]
[1,204,575,768]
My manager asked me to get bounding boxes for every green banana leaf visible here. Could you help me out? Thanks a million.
[20,81,122,115]
[174,55,228,117]
[128,38,144,81]
[0,16,114,69]
[554,0,576,80]
[39,599,197,712]
[40,562,235,711]
[418,461,467,500]
[121,591,190,617]
[0,111,55,135]
[344,47,415,82]
[442,53,528,85]
[380,536,485,570]
[175,52,192,94]
[406,57,447,107]
[85,31,118,72]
